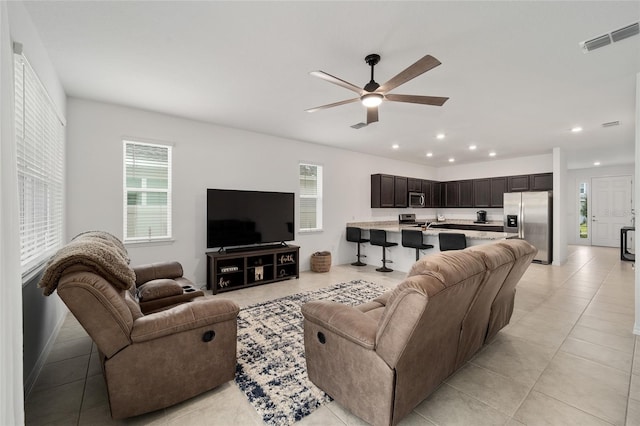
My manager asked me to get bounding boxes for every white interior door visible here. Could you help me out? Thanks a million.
[591,176,633,247]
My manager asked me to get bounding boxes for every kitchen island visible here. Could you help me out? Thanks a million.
[346,219,515,273]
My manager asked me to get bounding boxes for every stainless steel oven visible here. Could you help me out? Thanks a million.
[409,192,425,207]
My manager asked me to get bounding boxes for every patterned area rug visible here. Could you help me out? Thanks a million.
[235,280,387,426]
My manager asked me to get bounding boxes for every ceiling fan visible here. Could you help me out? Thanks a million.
[306,53,449,128]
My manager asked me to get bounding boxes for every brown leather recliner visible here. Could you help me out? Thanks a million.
[39,232,240,419]
[302,239,537,426]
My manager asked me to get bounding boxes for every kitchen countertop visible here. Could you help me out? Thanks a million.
[347,220,513,241]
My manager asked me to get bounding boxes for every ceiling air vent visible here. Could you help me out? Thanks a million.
[582,34,611,52]
[350,122,367,129]
[611,22,639,42]
[580,21,639,53]
[602,121,620,128]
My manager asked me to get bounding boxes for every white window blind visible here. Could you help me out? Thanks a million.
[299,163,323,231]
[14,52,65,276]
[123,140,172,242]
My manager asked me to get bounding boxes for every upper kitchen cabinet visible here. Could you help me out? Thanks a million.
[530,173,553,191]
[490,177,507,207]
[444,181,460,207]
[421,180,433,208]
[432,182,443,207]
[408,178,422,193]
[474,177,506,207]
[473,179,491,207]
[371,174,408,208]
[459,180,474,207]
[371,174,395,208]
[394,176,408,207]
[507,175,530,192]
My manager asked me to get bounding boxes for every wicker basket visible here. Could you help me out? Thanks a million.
[311,251,332,273]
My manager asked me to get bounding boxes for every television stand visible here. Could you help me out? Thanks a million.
[206,244,299,294]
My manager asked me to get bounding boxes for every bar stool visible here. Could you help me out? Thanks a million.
[346,227,369,266]
[438,233,467,251]
[369,229,398,272]
[401,229,434,261]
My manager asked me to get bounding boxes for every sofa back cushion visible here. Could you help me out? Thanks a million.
[57,271,134,357]
[455,242,516,368]
[485,239,537,342]
[376,249,487,422]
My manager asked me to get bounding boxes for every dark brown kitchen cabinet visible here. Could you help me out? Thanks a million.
[432,182,443,207]
[394,176,408,207]
[422,180,433,208]
[507,175,530,192]
[408,178,422,193]
[473,179,491,207]
[490,177,507,207]
[459,180,474,207]
[444,181,460,207]
[371,174,395,208]
[530,173,553,191]
[474,177,506,207]
[371,174,408,208]
[372,172,551,208]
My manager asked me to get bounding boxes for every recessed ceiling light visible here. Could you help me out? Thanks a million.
[571,126,583,133]
[426,152,433,157]
[489,152,496,157]
[448,158,455,162]
[594,161,601,166]
[436,133,445,140]
[392,144,399,149]
[469,145,477,150]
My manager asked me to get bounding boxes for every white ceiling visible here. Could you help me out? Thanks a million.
[23,1,640,169]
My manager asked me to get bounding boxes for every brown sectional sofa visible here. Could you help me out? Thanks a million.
[302,239,537,426]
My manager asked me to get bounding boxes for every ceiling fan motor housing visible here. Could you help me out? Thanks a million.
[364,53,381,92]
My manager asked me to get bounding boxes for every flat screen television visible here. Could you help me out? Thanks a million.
[207,188,295,249]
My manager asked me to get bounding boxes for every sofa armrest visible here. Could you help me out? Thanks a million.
[302,301,378,350]
[133,261,184,286]
[131,298,239,343]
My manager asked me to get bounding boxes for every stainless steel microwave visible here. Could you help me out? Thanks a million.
[409,192,425,207]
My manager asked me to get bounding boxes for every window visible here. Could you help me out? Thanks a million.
[14,51,65,276]
[123,140,172,242]
[579,182,588,239]
[299,163,323,232]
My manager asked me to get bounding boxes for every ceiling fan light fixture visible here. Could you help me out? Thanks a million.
[361,93,383,107]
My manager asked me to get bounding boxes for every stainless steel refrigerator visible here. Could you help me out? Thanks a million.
[504,191,553,264]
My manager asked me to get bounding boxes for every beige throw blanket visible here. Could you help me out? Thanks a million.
[39,233,135,296]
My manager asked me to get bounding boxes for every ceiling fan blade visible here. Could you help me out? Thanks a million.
[310,71,363,95]
[385,94,449,106]
[366,106,379,124]
[305,98,360,113]
[377,55,442,93]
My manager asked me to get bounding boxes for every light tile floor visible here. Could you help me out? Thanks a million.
[25,245,639,425]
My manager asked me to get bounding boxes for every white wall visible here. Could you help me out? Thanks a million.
[436,154,553,181]
[66,98,437,285]
[566,164,635,245]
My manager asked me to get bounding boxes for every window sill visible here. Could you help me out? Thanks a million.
[124,238,175,248]
[22,260,48,287]
[299,229,323,234]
